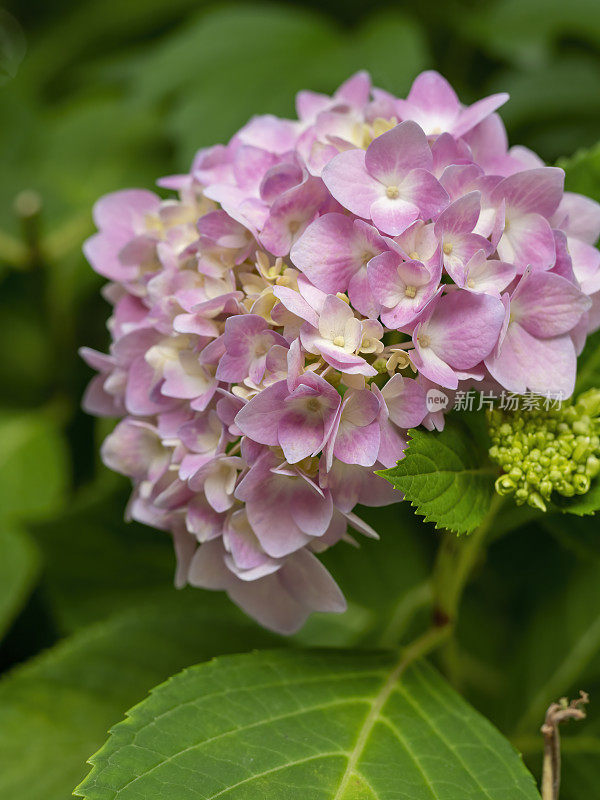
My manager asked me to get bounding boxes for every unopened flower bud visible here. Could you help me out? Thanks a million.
[487,388,600,509]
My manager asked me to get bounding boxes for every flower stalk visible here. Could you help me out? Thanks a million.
[541,692,589,800]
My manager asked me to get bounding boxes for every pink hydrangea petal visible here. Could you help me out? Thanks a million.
[571,239,600,293]
[278,379,340,463]
[295,89,330,121]
[553,192,600,244]
[237,115,299,154]
[485,321,577,397]
[318,294,355,340]
[423,291,505,369]
[411,339,459,389]
[370,195,419,236]
[259,161,303,203]
[273,285,319,328]
[400,168,449,220]
[377,418,410,469]
[234,380,288,445]
[289,481,333,536]
[434,191,481,237]
[442,232,493,281]
[335,70,372,107]
[93,189,160,234]
[496,211,556,272]
[347,267,380,318]
[82,374,123,416]
[492,167,564,218]
[452,93,509,138]
[322,148,383,218]
[381,374,428,428]
[186,498,225,542]
[280,548,346,613]
[431,133,473,176]
[461,251,516,294]
[259,177,327,257]
[290,212,356,292]
[365,120,433,183]
[510,270,591,337]
[408,70,459,111]
[307,338,377,376]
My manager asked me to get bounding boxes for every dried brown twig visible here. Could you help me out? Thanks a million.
[540,691,589,800]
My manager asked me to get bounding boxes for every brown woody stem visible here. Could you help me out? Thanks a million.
[541,691,589,800]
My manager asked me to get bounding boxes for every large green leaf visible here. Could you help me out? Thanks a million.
[28,478,177,633]
[560,140,600,203]
[116,6,428,167]
[512,562,600,738]
[76,649,541,799]
[467,0,600,66]
[0,593,279,800]
[482,59,600,161]
[0,411,69,522]
[0,524,39,639]
[378,414,497,534]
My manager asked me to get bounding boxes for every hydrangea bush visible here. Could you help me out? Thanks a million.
[81,70,600,635]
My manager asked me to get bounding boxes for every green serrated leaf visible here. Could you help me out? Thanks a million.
[378,414,497,534]
[552,480,600,516]
[0,593,279,800]
[0,523,39,639]
[75,649,541,800]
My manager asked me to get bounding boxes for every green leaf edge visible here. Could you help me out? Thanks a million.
[376,425,497,535]
[74,648,541,800]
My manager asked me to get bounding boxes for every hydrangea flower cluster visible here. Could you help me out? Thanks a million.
[81,70,600,633]
[489,389,600,510]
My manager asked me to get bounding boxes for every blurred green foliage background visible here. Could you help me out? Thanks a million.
[1,1,600,798]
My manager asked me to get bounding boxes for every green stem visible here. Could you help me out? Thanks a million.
[383,494,505,672]
[400,620,453,664]
[432,492,505,627]
[378,581,432,649]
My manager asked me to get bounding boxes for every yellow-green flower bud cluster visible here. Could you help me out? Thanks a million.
[487,389,600,511]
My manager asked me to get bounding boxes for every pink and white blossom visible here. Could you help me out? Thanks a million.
[81,69,600,634]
